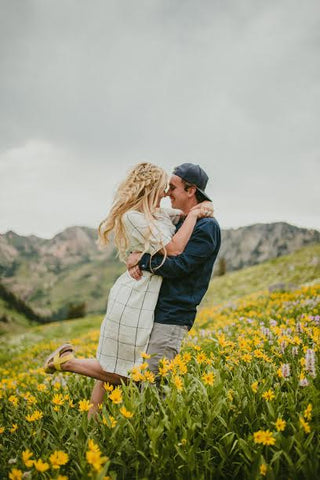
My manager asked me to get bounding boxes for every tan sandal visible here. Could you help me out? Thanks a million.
[44,343,74,374]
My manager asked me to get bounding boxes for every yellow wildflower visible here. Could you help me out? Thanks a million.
[253,430,276,446]
[86,450,103,471]
[196,352,207,364]
[275,418,286,432]
[26,410,43,422]
[141,352,151,359]
[277,367,283,378]
[10,424,18,433]
[103,382,114,392]
[254,349,264,358]
[34,459,50,472]
[183,352,192,363]
[262,389,275,401]
[37,383,47,392]
[49,450,69,469]
[178,360,188,374]
[143,371,155,383]
[158,366,169,377]
[108,387,123,404]
[0,426,5,434]
[251,381,258,393]
[299,417,311,434]
[260,464,267,475]
[8,395,19,407]
[79,399,93,412]
[304,403,312,421]
[140,362,149,370]
[158,360,170,377]
[86,449,108,472]
[88,439,101,453]
[52,393,65,406]
[241,354,252,363]
[22,449,34,467]
[130,368,144,381]
[202,372,215,386]
[24,393,37,405]
[9,468,23,480]
[173,375,183,391]
[57,476,68,480]
[120,406,134,418]
[103,415,117,428]
[227,390,234,401]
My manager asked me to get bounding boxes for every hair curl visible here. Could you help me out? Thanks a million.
[98,162,168,260]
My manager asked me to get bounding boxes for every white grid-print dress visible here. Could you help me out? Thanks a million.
[96,208,181,377]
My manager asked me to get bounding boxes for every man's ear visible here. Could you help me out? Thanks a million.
[187,185,197,198]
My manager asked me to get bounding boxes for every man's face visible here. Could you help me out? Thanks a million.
[166,174,190,211]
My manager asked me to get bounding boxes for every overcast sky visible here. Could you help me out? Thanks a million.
[1,0,319,238]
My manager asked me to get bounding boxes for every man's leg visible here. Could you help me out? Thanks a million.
[146,323,188,380]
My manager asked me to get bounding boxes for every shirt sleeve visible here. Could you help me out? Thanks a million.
[139,220,220,278]
[123,211,173,256]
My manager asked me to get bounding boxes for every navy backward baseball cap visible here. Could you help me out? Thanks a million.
[173,163,212,202]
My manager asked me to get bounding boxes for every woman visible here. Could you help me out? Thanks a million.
[44,162,212,415]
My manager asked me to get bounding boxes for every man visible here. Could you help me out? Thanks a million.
[127,163,221,375]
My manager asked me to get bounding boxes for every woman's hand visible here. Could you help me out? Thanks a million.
[189,201,214,219]
[127,252,143,280]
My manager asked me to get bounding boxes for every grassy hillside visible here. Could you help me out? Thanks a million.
[204,243,320,307]
[0,298,33,335]
[4,255,123,317]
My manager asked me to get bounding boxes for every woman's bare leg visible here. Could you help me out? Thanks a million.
[88,380,105,419]
[60,357,125,383]
[47,352,128,419]
[49,354,127,383]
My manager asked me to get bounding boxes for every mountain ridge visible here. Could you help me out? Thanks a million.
[1,221,319,320]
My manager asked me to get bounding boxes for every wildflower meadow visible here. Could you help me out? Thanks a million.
[0,284,319,479]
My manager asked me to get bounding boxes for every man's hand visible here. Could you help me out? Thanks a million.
[127,251,143,280]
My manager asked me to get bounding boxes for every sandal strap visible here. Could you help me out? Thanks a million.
[53,352,74,371]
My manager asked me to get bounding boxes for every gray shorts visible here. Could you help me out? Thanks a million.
[146,323,188,375]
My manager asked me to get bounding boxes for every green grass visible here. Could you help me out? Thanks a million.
[204,243,320,306]
[0,298,34,336]
[0,315,102,364]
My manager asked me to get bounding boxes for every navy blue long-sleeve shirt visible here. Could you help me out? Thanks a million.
[139,217,221,329]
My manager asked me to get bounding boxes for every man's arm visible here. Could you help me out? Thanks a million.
[139,221,220,279]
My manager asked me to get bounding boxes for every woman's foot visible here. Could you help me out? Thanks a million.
[44,343,75,374]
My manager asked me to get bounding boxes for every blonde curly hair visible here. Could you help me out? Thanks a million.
[98,162,168,260]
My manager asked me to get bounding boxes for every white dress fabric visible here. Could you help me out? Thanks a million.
[96,208,181,377]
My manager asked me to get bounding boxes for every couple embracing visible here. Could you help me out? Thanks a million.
[44,162,221,416]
